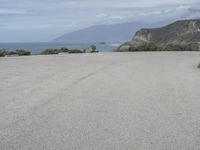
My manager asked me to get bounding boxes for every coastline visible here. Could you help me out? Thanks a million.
[0,42,120,54]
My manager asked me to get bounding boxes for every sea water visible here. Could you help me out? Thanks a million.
[0,42,121,54]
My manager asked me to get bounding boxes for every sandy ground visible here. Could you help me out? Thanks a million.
[0,52,200,150]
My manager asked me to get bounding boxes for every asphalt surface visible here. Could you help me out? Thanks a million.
[0,52,200,150]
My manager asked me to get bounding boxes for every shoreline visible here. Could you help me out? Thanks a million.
[1,50,200,58]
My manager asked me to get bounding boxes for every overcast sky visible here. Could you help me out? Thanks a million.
[0,0,200,42]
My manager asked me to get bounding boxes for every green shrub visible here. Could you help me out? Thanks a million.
[41,48,60,55]
[68,49,83,53]
[6,51,17,55]
[115,45,130,52]
[198,64,200,69]
[117,42,200,52]
[0,49,19,57]
[0,49,6,57]
[0,49,30,57]
[163,44,184,51]
[129,42,159,51]
[16,49,31,56]
[184,43,199,51]
[145,42,159,51]
[60,47,69,53]
[41,48,69,55]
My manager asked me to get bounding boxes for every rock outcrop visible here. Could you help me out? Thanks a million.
[84,45,98,53]
[118,19,200,51]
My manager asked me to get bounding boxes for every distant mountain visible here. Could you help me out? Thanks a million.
[118,19,200,51]
[52,21,158,43]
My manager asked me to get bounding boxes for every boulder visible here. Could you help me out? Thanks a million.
[84,45,98,53]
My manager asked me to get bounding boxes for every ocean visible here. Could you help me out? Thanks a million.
[0,42,121,54]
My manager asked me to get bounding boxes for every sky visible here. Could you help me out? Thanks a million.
[0,0,200,42]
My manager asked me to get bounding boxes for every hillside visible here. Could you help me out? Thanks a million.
[52,22,154,43]
[118,19,200,51]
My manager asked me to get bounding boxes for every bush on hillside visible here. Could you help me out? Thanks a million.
[129,42,159,51]
[184,43,199,51]
[162,44,185,51]
[116,42,200,52]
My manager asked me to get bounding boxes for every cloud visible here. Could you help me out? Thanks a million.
[0,9,28,15]
[96,13,108,18]
[109,16,127,20]
[0,0,199,42]
[188,8,200,13]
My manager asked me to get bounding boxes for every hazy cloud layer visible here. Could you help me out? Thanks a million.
[0,0,199,42]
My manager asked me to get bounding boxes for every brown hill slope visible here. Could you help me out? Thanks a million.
[118,19,200,51]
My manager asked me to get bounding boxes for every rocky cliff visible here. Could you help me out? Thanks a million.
[118,19,200,51]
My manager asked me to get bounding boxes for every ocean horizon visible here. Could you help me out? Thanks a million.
[0,42,121,54]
